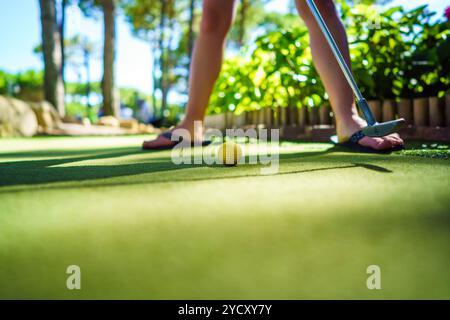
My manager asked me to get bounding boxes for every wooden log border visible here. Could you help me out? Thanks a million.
[206,95,450,132]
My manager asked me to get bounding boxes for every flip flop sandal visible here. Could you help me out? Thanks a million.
[330,131,404,154]
[142,131,212,151]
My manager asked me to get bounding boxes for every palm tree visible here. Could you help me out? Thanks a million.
[187,0,197,68]
[66,35,96,107]
[78,0,118,116]
[101,0,118,116]
[238,0,250,47]
[39,0,65,116]
[158,0,168,117]
[59,0,69,84]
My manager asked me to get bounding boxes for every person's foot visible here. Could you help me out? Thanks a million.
[142,121,204,150]
[337,114,404,151]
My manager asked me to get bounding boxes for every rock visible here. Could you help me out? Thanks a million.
[0,95,38,137]
[98,116,120,127]
[138,123,159,134]
[62,115,82,124]
[0,96,14,137]
[45,122,128,136]
[29,101,62,130]
[82,118,92,127]
[120,118,139,131]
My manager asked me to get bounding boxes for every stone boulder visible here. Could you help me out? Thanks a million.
[0,95,38,137]
[119,118,139,131]
[98,116,120,127]
[29,101,62,131]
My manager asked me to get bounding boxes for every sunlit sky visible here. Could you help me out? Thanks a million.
[0,0,447,94]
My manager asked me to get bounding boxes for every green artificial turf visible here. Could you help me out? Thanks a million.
[0,135,449,299]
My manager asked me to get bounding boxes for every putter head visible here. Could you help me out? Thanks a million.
[362,119,406,137]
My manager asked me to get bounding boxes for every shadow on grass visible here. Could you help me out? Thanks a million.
[0,145,393,192]
[0,147,137,159]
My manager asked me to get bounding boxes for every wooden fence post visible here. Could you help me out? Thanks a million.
[368,100,382,122]
[251,110,258,127]
[245,111,252,127]
[285,106,291,126]
[446,93,450,127]
[273,108,279,128]
[382,99,396,122]
[298,107,307,128]
[226,112,234,129]
[258,109,266,127]
[234,113,246,128]
[398,98,413,125]
[265,108,272,128]
[413,97,429,127]
[290,106,298,126]
[319,105,331,125]
[279,106,287,127]
[309,107,319,126]
[429,97,445,127]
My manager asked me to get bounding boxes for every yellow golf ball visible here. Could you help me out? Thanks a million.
[217,141,243,166]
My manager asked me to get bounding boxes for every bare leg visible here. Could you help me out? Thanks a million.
[143,0,236,149]
[296,0,403,150]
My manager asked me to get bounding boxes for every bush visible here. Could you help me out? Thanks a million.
[208,4,450,115]
[0,69,43,101]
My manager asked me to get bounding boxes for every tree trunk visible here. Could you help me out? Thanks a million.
[187,0,196,66]
[59,0,67,85]
[84,49,91,108]
[158,0,168,118]
[151,42,158,116]
[39,0,65,116]
[102,0,118,116]
[161,9,176,120]
[238,0,249,47]
[185,0,196,100]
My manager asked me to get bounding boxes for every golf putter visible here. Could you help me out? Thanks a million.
[305,0,405,137]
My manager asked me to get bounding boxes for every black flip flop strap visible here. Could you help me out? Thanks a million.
[349,130,365,143]
[160,131,212,147]
[161,131,174,140]
[161,131,184,142]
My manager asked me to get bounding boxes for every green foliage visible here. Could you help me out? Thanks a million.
[66,101,99,121]
[77,0,104,17]
[401,142,450,159]
[209,5,450,115]
[119,87,153,112]
[66,81,101,96]
[345,4,450,99]
[0,69,44,101]
[406,10,450,98]
[210,26,326,115]
[122,0,189,120]
[13,70,43,91]
[0,70,13,95]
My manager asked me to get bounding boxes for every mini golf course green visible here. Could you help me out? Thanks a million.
[0,135,449,299]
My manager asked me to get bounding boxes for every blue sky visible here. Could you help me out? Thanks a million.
[0,0,448,94]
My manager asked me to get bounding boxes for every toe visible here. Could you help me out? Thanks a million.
[385,135,401,146]
[389,133,404,143]
[359,136,397,150]
[374,138,394,150]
